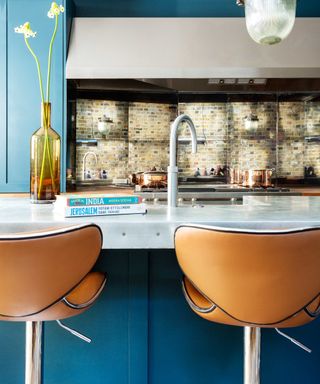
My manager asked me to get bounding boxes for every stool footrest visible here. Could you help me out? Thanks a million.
[56,320,91,343]
[275,328,312,353]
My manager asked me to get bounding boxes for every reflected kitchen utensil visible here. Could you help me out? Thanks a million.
[129,170,167,188]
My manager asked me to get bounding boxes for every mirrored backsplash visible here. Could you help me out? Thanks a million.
[75,99,320,182]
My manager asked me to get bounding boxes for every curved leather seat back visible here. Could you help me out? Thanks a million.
[0,224,102,318]
[175,225,320,326]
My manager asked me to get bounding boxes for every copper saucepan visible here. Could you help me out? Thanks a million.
[129,171,167,188]
[242,169,274,188]
[230,169,243,184]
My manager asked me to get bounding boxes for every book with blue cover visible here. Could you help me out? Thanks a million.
[56,194,141,207]
[54,203,147,217]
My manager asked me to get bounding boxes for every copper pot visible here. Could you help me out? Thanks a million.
[130,171,167,188]
[230,168,243,184]
[242,169,274,188]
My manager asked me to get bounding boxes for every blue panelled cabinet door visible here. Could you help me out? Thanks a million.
[0,0,65,192]
[0,0,6,188]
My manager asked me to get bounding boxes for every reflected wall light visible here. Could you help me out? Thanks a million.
[244,114,259,130]
[237,0,297,45]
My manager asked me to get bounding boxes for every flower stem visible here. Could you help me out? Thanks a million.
[46,132,55,187]
[38,131,49,199]
[37,103,56,199]
[23,38,54,199]
[37,129,56,199]
[24,36,44,103]
[23,15,60,200]
[46,15,58,102]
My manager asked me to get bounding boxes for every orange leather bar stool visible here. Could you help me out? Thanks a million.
[0,224,106,384]
[175,225,320,384]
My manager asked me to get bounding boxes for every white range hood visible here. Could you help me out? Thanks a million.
[66,17,320,82]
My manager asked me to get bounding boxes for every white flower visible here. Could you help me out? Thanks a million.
[48,2,64,18]
[14,22,37,38]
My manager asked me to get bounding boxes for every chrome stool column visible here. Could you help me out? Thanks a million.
[244,327,261,384]
[25,321,43,384]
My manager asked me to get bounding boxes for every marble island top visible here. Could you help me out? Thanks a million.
[1,196,320,249]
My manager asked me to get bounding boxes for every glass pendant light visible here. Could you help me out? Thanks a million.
[242,0,297,45]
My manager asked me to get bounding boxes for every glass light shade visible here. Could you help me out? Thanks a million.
[245,0,296,45]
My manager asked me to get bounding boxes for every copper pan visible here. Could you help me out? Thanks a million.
[242,169,274,188]
[230,169,243,184]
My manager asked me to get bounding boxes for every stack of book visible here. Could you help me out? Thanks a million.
[54,194,147,217]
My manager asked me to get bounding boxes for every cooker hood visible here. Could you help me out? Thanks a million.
[66,18,320,93]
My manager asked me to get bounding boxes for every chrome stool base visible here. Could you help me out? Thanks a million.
[244,327,261,384]
[25,321,43,384]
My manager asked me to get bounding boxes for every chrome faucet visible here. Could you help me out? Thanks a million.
[82,151,98,180]
[167,114,197,207]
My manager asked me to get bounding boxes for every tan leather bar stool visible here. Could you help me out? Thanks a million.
[0,224,106,384]
[175,225,320,384]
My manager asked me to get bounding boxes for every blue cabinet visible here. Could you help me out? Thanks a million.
[0,0,66,192]
[0,0,6,187]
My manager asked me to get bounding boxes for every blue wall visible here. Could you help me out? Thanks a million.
[0,0,66,192]
[73,0,320,17]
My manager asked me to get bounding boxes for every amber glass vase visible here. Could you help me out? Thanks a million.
[30,102,60,203]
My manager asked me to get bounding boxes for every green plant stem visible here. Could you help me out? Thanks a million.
[46,15,58,102]
[23,17,60,199]
[38,131,49,199]
[24,36,44,103]
[23,37,53,199]
[40,13,59,194]
[43,111,55,190]
[37,129,55,199]
[45,131,55,186]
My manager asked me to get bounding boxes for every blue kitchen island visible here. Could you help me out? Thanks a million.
[0,196,319,384]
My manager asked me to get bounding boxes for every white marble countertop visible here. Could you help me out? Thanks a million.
[1,196,320,248]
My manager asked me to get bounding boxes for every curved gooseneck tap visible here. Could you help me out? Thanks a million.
[167,114,197,207]
[82,151,98,180]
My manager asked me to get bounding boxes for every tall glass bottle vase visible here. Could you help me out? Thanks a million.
[30,102,60,203]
